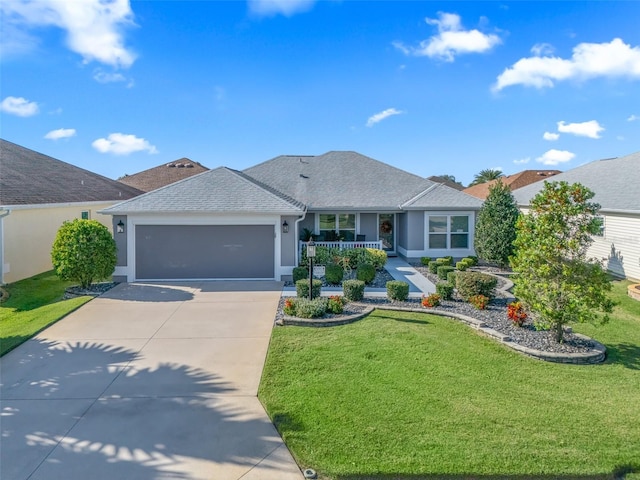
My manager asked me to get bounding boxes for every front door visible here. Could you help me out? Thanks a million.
[378,213,395,253]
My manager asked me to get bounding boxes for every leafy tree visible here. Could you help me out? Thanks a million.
[51,219,117,288]
[469,168,504,186]
[474,180,520,267]
[510,181,614,342]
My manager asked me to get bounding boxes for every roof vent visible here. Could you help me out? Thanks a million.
[300,173,309,179]
[176,163,184,168]
[185,163,194,168]
[167,163,175,168]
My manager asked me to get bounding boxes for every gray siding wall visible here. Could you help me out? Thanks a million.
[298,213,315,239]
[359,213,378,242]
[589,212,640,281]
[406,211,425,250]
[113,215,127,266]
[281,215,297,266]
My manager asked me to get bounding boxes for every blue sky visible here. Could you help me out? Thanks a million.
[1,0,639,186]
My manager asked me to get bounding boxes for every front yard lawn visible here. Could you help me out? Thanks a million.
[259,280,640,479]
[0,270,92,356]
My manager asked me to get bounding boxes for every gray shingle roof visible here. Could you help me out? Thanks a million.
[243,151,479,210]
[0,138,143,206]
[402,183,483,210]
[512,151,640,213]
[101,167,305,214]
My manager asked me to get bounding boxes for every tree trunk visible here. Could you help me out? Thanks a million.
[555,322,564,343]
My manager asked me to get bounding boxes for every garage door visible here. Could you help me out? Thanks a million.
[135,225,275,280]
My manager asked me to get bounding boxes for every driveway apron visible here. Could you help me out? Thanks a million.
[1,281,303,480]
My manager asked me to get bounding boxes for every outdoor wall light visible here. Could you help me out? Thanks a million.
[282,220,289,233]
[116,220,125,233]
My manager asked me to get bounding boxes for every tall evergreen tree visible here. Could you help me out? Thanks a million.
[510,181,613,342]
[474,180,519,267]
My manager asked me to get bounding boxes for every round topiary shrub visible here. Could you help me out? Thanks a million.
[343,279,365,301]
[437,265,455,280]
[292,266,308,283]
[387,280,409,301]
[325,264,344,284]
[428,261,439,274]
[51,219,116,289]
[455,271,498,300]
[295,279,322,298]
[356,263,376,284]
[436,282,454,300]
[420,256,432,266]
[456,261,468,271]
[365,248,388,270]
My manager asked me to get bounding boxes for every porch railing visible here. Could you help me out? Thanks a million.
[299,240,384,261]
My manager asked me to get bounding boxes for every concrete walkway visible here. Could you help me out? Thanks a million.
[283,257,436,297]
[1,281,303,480]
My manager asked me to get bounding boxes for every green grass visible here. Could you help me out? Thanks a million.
[0,270,91,356]
[259,280,640,479]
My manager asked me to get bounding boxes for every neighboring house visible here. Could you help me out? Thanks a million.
[0,139,143,284]
[428,176,465,191]
[512,152,640,281]
[101,151,482,282]
[464,169,561,199]
[118,158,209,192]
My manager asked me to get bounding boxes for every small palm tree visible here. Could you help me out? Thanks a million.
[469,168,504,186]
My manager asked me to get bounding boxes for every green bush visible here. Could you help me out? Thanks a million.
[437,265,455,280]
[300,246,338,267]
[292,266,308,283]
[447,271,457,285]
[343,279,365,301]
[456,261,468,271]
[461,258,475,267]
[365,248,388,270]
[327,295,345,314]
[436,282,454,300]
[436,257,452,266]
[295,279,322,298]
[325,264,344,284]
[455,271,498,300]
[294,298,328,318]
[387,280,409,301]
[420,256,432,266]
[428,261,439,274]
[51,219,116,288]
[465,256,478,266]
[356,263,376,284]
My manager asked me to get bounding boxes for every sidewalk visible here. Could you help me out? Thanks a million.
[282,257,436,298]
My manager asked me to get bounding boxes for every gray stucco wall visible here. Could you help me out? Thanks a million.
[280,215,298,266]
[397,213,407,251]
[113,215,127,266]
[298,213,315,239]
[406,211,425,251]
[359,213,377,241]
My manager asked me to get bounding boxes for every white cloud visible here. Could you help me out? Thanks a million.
[1,0,136,68]
[494,38,640,91]
[557,120,604,139]
[531,43,555,57]
[513,157,531,165]
[366,108,404,127]
[92,133,158,155]
[248,0,315,17]
[628,114,639,122]
[44,128,76,140]
[536,149,575,166]
[93,70,126,83]
[0,96,39,116]
[393,12,501,62]
[543,132,560,141]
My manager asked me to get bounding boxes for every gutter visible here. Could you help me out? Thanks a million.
[0,209,11,285]
[294,206,308,267]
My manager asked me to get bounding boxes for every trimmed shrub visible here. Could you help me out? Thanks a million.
[300,246,339,267]
[356,263,376,284]
[465,256,478,266]
[447,270,457,285]
[436,257,452,266]
[365,248,388,270]
[325,264,344,284]
[456,261,468,271]
[327,295,345,314]
[387,280,409,301]
[428,261,439,274]
[51,219,116,288]
[437,265,455,280]
[420,256,432,266]
[455,271,498,300]
[461,258,475,267]
[295,279,322,299]
[294,298,328,318]
[292,266,308,283]
[436,282,454,300]
[422,293,441,308]
[343,279,365,301]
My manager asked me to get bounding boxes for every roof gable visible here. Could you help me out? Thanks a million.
[0,139,143,206]
[403,183,483,209]
[243,151,475,210]
[118,158,209,192]
[463,170,561,199]
[101,166,305,214]
[512,152,640,212]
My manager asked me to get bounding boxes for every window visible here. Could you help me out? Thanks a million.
[428,214,470,249]
[319,213,356,241]
[81,211,90,220]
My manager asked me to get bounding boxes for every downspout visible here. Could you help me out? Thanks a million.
[0,209,11,285]
[294,206,308,267]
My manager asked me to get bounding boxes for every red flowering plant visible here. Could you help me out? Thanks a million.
[421,293,441,308]
[327,295,345,314]
[507,301,528,327]
[283,298,296,316]
[468,294,489,310]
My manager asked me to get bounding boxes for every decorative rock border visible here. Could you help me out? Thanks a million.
[279,305,374,327]
[628,284,640,302]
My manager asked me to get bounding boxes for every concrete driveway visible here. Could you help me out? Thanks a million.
[1,281,303,480]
